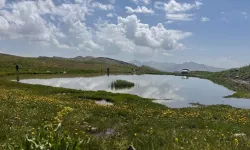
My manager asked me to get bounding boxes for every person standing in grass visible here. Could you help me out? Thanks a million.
[16,64,19,73]
[16,64,20,82]
[107,67,110,76]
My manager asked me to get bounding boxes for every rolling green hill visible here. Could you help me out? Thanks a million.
[214,65,250,81]
[0,53,161,76]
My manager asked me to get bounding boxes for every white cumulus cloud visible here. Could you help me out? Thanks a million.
[155,0,202,21]
[0,0,5,8]
[131,0,151,5]
[0,0,192,56]
[155,0,202,13]
[0,0,90,48]
[107,13,114,18]
[166,13,194,21]
[165,20,173,24]
[92,15,192,55]
[200,17,210,22]
[114,15,191,50]
[91,2,114,10]
[241,12,247,15]
[126,6,154,14]
[241,12,248,19]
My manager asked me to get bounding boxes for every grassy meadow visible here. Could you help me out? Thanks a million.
[1,54,250,149]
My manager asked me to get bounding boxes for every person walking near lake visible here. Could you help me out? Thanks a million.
[16,64,19,73]
[16,64,20,82]
[107,67,110,76]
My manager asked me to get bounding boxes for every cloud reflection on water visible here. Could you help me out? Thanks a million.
[20,75,250,109]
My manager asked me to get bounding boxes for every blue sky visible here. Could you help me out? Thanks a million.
[0,0,249,68]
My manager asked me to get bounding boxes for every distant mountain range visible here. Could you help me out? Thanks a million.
[129,60,225,72]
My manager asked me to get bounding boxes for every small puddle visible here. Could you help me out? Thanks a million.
[95,100,113,106]
[94,128,116,137]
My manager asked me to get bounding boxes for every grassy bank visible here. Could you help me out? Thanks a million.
[1,77,250,149]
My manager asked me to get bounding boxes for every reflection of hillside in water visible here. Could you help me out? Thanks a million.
[20,75,250,109]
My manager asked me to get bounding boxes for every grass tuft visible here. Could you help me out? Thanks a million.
[111,80,135,89]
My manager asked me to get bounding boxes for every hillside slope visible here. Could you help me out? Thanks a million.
[216,65,250,81]
[0,53,161,76]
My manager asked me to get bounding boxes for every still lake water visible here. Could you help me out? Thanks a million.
[20,75,250,108]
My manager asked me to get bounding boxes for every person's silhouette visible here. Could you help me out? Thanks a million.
[107,68,110,76]
[16,64,19,73]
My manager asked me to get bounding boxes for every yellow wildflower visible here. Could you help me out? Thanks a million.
[234,138,239,146]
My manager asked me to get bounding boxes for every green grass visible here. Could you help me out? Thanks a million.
[1,76,250,149]
[111,80,135,89]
